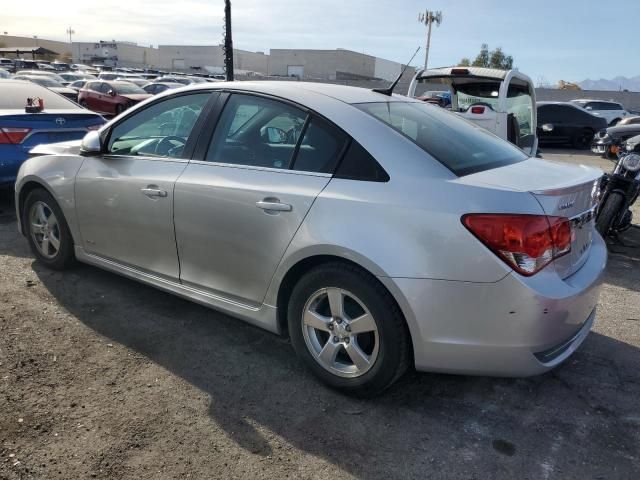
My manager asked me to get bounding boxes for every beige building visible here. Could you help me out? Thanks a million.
[157,45,268,74]
[72,40,159,68]
[0,34,71,60]
[268,48,414,81]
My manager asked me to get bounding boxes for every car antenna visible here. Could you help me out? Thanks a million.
[372,47,420,97]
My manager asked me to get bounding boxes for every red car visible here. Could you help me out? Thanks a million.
[78,80,151,115]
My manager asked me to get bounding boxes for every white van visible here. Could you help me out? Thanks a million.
[408,67,537,156]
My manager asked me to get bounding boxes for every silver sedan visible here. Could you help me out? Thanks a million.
[15,82,607,396]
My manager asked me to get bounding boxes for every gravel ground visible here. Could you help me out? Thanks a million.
[1,149,639,480]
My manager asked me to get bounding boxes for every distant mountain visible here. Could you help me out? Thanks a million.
[579,76,640,92]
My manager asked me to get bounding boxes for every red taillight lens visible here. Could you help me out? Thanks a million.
[470,106,485,114]
[462,214,572,276]
[0,127,32,144]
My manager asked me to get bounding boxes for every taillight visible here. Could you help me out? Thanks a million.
[462,214,572,276]
[0,127,32,144]
[470,106,485,114]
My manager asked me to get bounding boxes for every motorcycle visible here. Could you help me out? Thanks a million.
[596,134,640,237]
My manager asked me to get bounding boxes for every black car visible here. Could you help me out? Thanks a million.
[591,124,640,158]
[537,101,607,149]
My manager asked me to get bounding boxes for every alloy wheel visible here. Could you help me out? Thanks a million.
[29,201,61,259]
[301,287,379,378]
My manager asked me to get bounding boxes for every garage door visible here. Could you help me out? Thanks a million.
[287,65,304,79]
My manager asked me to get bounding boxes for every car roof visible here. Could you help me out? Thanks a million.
[179,81,416,105]
[571,98,620,103]
[537,101,582,108]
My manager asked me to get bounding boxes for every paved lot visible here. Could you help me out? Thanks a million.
[1,149,639,479]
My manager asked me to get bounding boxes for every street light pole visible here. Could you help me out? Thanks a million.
[418,10,442,71]
[223,0,234,81]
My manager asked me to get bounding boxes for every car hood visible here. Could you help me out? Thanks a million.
[29,139,82,156]
[119,93,152,101]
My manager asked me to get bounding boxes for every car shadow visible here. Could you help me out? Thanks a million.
[0,191,32,260]
[31,260,640,478]
[604,225,640,292]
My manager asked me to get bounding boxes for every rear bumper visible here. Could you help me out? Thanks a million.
[381,232,607,376]
[0,147,29,186]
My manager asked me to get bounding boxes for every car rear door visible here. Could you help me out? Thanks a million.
[75,91,214,280]
[174,92,347,305]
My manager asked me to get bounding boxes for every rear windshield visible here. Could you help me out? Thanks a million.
[356,101,528,176]
[0,81,80,109]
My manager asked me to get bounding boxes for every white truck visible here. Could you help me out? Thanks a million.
[408,66,538,156]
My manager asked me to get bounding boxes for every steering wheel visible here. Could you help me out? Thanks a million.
[155,135,187,156]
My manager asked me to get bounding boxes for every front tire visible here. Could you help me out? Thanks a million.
[23,188,75,270]
[288,263,411,397]
[596,192,625,237]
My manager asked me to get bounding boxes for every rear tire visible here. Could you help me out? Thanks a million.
[596,192,625,237]
[80,100,89,108]
[23,188,75,270]
[287,262,411,397]
[609,118,621,126]
[116,104,126,115]
[572,128,593,149]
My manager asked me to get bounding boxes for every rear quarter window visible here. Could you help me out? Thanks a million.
[356,101,528,176]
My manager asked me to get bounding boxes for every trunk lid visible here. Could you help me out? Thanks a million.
[460,158,602,278]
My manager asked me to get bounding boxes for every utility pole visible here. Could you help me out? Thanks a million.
[223,0,234,81]
[66,26,75,45]
[418,10,442,71]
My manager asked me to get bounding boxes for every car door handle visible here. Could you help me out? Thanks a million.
[141,187,168,198]
[256,199,292,212]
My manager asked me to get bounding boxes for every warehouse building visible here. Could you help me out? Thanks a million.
[157,45,268,75]
[72,40,159,68]
[268,48,414,81]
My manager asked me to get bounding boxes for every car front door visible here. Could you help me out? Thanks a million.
[75,91,214,280]
[174,92,348,305]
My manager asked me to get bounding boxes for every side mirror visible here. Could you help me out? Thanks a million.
[80,130,102,156]
[541,123,554,132]
[108,89,116,97]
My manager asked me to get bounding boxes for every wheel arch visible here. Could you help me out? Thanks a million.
[274,253,415,366]
[17,179,57,235]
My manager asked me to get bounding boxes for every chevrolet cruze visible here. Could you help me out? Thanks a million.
[15,82,607,396]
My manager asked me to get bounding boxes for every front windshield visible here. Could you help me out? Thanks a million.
[357,101,528,176]
[114,83,146,94]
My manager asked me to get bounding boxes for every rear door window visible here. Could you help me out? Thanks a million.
[205,94,307,169]
[357,101,528,176]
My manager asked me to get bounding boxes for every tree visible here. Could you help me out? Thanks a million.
[471,44,490,68]
[460,44,514,70]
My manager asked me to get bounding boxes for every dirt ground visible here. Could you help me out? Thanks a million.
[1,150,639,480]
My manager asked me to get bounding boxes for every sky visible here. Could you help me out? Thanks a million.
[1,0,638,84]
